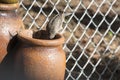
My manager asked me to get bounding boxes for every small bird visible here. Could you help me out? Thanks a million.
[46,13,71,39]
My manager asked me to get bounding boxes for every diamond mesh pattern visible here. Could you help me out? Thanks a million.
[18,0,120,80]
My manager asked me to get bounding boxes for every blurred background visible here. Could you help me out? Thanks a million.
[18,0,120,80]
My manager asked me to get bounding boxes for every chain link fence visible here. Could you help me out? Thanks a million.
[18,0,120,80]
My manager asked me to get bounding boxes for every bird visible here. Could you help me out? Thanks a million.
[46,12,71,39]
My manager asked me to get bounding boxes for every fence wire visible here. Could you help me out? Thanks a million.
[19,0,120,80]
